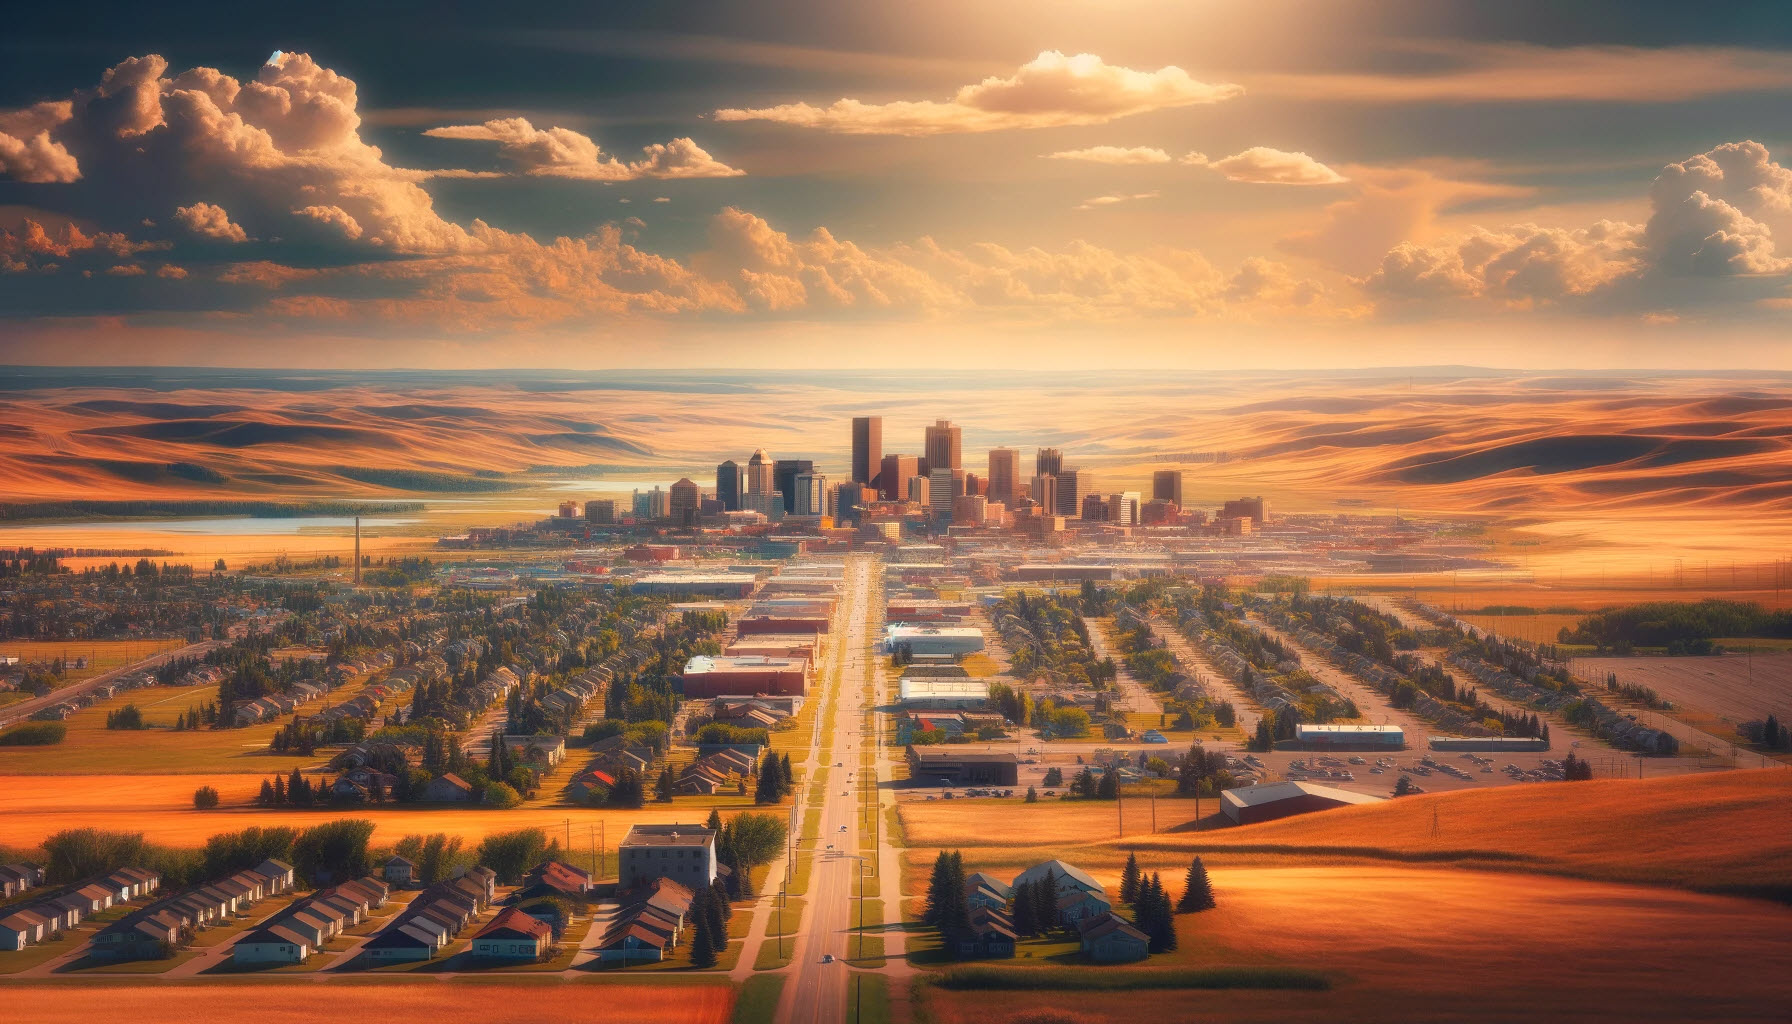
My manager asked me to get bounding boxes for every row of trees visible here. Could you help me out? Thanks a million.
[754,750,795,804]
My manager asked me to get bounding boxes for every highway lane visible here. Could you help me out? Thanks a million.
[780,555,873,1024]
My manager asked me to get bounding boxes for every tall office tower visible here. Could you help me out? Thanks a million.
[851,416,883,488]
[1220,495,1269,524]
[924,419,963,471]
[1152,469,1185,509]
[952,494,988,526]
[746,448,773,495]
[792,471,828,517]
[906,474,931,506]
[584,499,615,524]
[1108,491,1140,526]
[929,467,964,523]
[1031,474,1058,516]
[773,459,815,515]
[1081,494,1110,522]
[833,482,874,525]
[1035,447,1063,479]
[1057,467,1093,517]
[879,454,918,501]
[669,478,700,526]
[964,472,985,497]
[987,447,1020,505]
[716,460,742,511]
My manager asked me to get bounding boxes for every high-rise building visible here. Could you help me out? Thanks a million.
[1220,496,1268,524]
[879,454,918,502]
[1107,491,1140,526]
[851,417,882,488]
[1035,447,1063,479]
[773,459,814,515]
[1031,474,1058,516]
[924,420,962,471]
[929,467,964,524]
[792,471,828,517]
[557,500,579,518]
[633,486,668,521]
[743,489,784,520]
[1152,469,1185,508]
[965,472,985,497]
[906,474,930,506]
[987,447,1020,505]
[1081,494,1110,522]
[1057,467,1093,517]
[833,482,875,525]
[952,494,988,526]
[584,499,615,524]
[716,460,742,511]
[746,449,773,495]
[670,478,700,526]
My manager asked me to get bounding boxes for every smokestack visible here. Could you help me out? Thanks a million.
[354,516,361,584]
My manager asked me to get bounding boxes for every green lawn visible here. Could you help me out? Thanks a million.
[732,973,786,1024]
[847,972,890,1024]
[753,897,806,970]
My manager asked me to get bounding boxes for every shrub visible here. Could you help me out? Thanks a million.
[692,722,770,746]
[483,782,523,808]
[193,785,221,809]
[0,722,66,746]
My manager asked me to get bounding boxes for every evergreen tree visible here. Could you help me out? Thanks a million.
[1150,873,1177,950]
[273,773,286,805]
[1177,856,1215,913]
[1120,852,1141,905]
[711,878,733,922]
[689,886,719,968]
[258,778,274,807]
[288,769,306,806]
[655,766,675,802]
[706,807,723,831]
[1011,879,1037,936]
[1024,786,1038,803]
[1096,769,1119,800]
[923,851,952,926]
[1033,868,1057,933]
[780,754,794,791]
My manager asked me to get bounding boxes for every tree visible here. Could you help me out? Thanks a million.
[1024,786,1038,803]
[193,785,220,810]
[1120,852,1141,906]
[258,778,275,807]
[1136,872,1176,952]
[923,851,953,926]
[655,766,675,802]
[475,827,558,883]
[1011,879,1037,936]
[711,878,733,922]
[689,885,720,968]
[607,767,645,808]
[273,773,286,805]
[1096,769,1119,800]
[1177,856,1215,913]
[1393,775,1417,797]
[290,819,376,884]
[1033,868,1057,934]
[722,812,788,868]
[1042,767,1063,787]
[780,753,794,790]
[705,807,723,832]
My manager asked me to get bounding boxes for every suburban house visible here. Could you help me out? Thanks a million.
[594,877,694,964]
[515,860,593,902]
[421,773,475,802]
[0,862,44,899]
[963,906,1018,958]
[471,907,554,960]
[361,876,488,962]
[0,909,49,951]
[1012,860,1105,898]
[233,923,314,964]
[617,825,717,891]
[383,856,417,887]
[1076,911,1150,963]
[1056,888,1113,925]
[966,872,1013,912]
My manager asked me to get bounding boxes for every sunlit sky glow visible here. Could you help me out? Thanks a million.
[5,0,1792,369]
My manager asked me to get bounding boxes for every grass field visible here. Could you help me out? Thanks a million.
[921,865,1792,1023]
[1571,653,1792,725]
[731,974,786,1024]
[0,776,775,848]
[0,982,735,1021]
[0,638,186,682]
[900,769,1792,900]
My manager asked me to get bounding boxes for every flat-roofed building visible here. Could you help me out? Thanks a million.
[897,678,990,709]
[1010,564,1115,582]
[632,573,759,598]
[907,749,1018,786]
[681,655,808,698]
[886,625,984,657]
[618,825,718,891]
[1294,724,1405,750]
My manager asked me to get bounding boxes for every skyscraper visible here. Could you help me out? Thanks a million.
[774,459,814,515]
[879,454,918,502]
[1152,469,1184,509]
[987,447,1020,505]
[851,416,882,488]
[1057,467,1093,517]
[929,466,964,524]
[924,419,962,471]
[670,478,700,526]
[746,449,773,495]
[1035,447,1063,479]
[792,471,828,517]
[1031,473,1058,516]
[716,460,741,511]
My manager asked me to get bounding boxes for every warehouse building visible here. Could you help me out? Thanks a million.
[1295,724,1406,750]
[885,624,985,657]
[897,678,990,710]
[630,573,759,598]
[1429,735,1550,752]
[1221,781,1383,825]
[907,749,1019,786]
[1010,564,1115,582]
[680,655,808,698]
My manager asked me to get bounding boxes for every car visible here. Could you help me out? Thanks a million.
[825,843,834,850]
[925,795,937,800]
[842,791,849,796]
[839,824,847,832]
[821,954,835,964]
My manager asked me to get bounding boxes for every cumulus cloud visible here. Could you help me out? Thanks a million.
[173,201,248,242]
[293,204,364,240]
[715,51,1240,135]
[1045,146,1171,165]
[1076,191,1159,210]
[421,117,743,180]
[0,218,165,274]
[1644,140,1792,276]
[0,102,80,183]
[156,264,188,279]
[1184,147,1347,185]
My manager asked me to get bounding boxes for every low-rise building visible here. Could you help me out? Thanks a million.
[617,825,717,891]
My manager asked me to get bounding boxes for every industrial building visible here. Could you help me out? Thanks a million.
[1429,735,1550,752]
[1010,564,1116,582]
[1221,781,1383,825]
[1294,724,1406,750]
[885,624,985,657]
[907,749,1019,786]
[897,678,990,709]
[680,655,808,698]
[630,573,759,598]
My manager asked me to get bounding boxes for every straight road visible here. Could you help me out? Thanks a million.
[0,639,216,728]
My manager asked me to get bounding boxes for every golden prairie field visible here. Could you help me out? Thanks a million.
[927,865,1792,1023]
[900,770,1792,897]
[0,982,734,1022]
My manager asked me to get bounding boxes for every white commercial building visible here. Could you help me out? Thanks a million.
[886,625,985,657]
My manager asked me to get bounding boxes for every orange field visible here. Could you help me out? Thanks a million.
[0,773,763,849]
[927,866,1792,1023]
[0,981,733,1022]
[901,770,1792,898]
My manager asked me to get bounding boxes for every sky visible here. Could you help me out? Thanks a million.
[5,0,1792,369]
